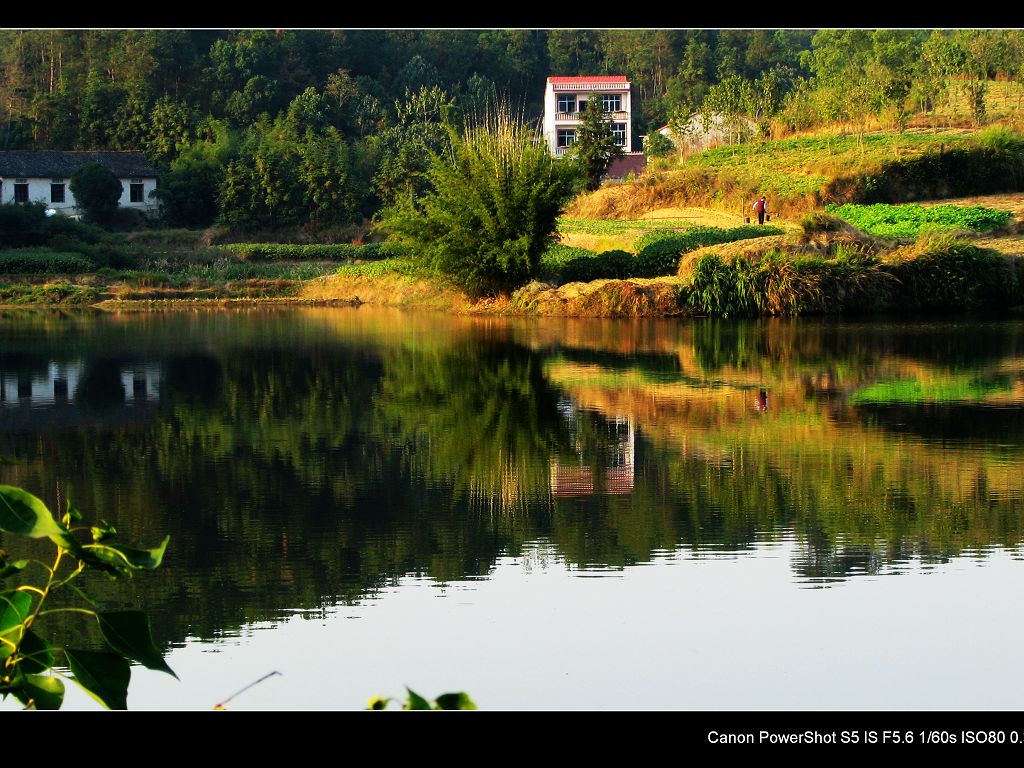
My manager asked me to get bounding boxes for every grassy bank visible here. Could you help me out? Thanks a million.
[569,127,1024,221]
[2,192,1023,319]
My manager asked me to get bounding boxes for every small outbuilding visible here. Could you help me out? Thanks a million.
[0,151,159,218]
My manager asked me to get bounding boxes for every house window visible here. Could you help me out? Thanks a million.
[577,98,589,113]
[557,94,575,114]
[602,94,622,112]
[14,183,29,203]
[612,122,627,146]
[51,183,65,203]
[130,182,145,203]
[557,128,576,148]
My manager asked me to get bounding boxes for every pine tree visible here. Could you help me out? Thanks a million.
[571,98,624,191]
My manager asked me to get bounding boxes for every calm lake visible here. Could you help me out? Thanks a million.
[3,307,1024,710]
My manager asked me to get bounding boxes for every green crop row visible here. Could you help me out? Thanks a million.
[827,203,1013,238]
[633,225,783,277]
[221,242,405,261]
[334,259,426,279]
[539,226,782,283]
[0,248,97,274]
[557,217,691,235]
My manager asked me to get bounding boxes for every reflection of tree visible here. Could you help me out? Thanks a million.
[0,326,573,648]
[74,358,127,412]
[375,334,569,517]
[3,311,1024,648]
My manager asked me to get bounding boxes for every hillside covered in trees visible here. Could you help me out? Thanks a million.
[2,29,1023,231]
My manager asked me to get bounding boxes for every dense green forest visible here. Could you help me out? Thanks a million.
[3,29,1023,230]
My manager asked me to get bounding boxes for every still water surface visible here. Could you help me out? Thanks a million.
[2,307,1024,710]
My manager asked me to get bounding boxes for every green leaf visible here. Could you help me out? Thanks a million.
[367,695,391,710]
[18,629,54,674]
[0,590,32,661]
[12,673,64,710]
[90,520,116,542]
[65,648,130,710]
[83,535,169,571]
[434,692,478,710]
[97,611,176,678]
[65,500,84,525]
[0,486,66,540]
[0,560,29,580]
[404,687,432,710]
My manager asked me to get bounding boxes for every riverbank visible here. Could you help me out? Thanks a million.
[3,197,1022,319]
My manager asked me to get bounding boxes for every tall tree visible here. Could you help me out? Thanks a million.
[571,98,624,191]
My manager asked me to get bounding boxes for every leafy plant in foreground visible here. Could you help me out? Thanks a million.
[0,484,174,710]
[368,687,477,710]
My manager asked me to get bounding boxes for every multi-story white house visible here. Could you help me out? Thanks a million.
[0,151,159,217]
[542,75,633,157]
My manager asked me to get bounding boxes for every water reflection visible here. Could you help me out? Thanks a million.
[1,309,1024,652]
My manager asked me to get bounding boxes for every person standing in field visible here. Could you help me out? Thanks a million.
[752,196,767,225]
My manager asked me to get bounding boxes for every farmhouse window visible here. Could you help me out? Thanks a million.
[14,183,29,203]
[51,183,65,203]
[557,94,575,114]
[612,122,627,146]
[557,128,576,148]
[602,94,622,112]
[130,183,145,203]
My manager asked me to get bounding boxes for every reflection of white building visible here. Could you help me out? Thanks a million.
[550,398,635,498]
[0,361,162,406]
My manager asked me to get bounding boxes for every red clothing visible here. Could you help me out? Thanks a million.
[753,199,766,213]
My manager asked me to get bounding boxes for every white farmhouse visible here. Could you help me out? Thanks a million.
[657,112,759,153]
[542,75,634,156]
[0,151,159,217]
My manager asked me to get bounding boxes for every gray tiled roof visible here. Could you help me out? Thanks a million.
[0,151,158,178]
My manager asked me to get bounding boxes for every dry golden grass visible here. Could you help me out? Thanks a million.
[916,192,1024,217]
[638,206,748,227]
[558,232,637,253]
[676,236,794,278]
[971,235,1024,257]
[565,167,820,222]
[297,272,473,312]
[511,277,688,317]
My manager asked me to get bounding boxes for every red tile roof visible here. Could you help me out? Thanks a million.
[547,75,628,84]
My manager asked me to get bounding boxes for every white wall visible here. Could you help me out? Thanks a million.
[0,176,159,215]
[542,83,633,155]
[542,82,557,154]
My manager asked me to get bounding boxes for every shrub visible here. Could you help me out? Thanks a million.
[634,225,783,278]
[0,282,100,305]
[380,105,579,297]
[0,203,105,249]
[688,253,754,317]
[886,235,1020,310]
[826,134,1024,203]
[0,248,95,274]
[643,131,675,159]
[70,163,123,226]
[800,212,843,234]
[560,249,633,283]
